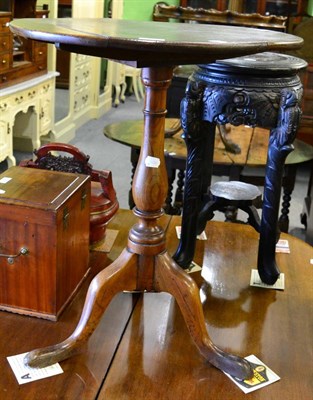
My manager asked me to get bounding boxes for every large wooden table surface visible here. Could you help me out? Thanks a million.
[104,119,313,168]
[0,209,312,399]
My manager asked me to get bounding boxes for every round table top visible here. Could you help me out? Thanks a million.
[104,119,313,166]
[10,18,303,67]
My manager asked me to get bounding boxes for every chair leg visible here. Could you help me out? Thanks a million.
[113,84,121,107]
[132,76,141,102]
[138,75,144,99]
[120,81,127,103]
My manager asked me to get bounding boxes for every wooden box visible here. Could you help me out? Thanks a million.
[0,166,90,320]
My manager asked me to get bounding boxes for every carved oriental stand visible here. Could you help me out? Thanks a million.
[174,52,307,283]
[9,18,303,381]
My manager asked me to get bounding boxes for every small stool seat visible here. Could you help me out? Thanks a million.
[210,181,261,201]
[197,181,262,235]
[174,52,307,284]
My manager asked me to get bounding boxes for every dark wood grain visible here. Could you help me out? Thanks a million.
[10,18,303,67]
[153,3,287,31]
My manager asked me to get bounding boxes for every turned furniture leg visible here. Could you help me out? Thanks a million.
[258,89,301,284]
[278,164,297,233]
[25,249,138,368]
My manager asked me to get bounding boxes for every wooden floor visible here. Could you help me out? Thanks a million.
[0,209,312,399]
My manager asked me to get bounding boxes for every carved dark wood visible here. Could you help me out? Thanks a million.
[153,4,287,31]
[196,181,262,235]
[175,52,307,284]
[19,143,119,245]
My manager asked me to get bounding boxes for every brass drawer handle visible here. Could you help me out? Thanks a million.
[0,247,29,265]
[2,59,6,64]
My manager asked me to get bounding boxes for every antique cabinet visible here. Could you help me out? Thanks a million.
[0,71,58,161]
[0,166,90,320]
[0,0,49,88]
[73,53,92,119]
[181,0,306,17]
[47,0,113,144]
[38,76,55,135]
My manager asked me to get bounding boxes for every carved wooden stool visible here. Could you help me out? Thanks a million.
[20,143,119,245]
[174,52,307,284]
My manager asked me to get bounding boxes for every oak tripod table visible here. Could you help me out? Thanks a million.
[10,18,303,381]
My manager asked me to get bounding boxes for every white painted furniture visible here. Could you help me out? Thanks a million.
[111,62,126,107]
[0,71,58,165]
[122,65,144,103]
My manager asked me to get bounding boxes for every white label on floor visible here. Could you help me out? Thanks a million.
[224,354,280,393]
[275,239,290,253]
[186,261,202,274]
[175,226,207,240]
[0,177,11,184]
[7,352,63,385]
[250,269,285,290]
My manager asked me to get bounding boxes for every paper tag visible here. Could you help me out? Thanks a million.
[138,37,165,42]
[175,226,207,240]
[310,259,313,265]
[186,261,202,274]
[250,269,285,290]
[0,177,12,184]
[225,355,280,393]
[145,156,160,168]
[276,239,290,253]
[7,352,63,385]
[0,189,5,194]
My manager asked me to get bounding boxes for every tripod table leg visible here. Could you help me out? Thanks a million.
[24,249,138,368]
[154,251,253,380]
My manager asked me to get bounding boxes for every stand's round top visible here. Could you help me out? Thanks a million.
[201,52,308,76]
[10,18,303,67]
